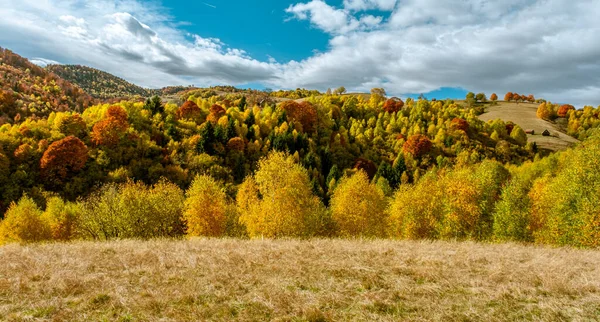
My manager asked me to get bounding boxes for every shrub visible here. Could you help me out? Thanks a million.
[388,161,508,240]
[78,180,185,240]
[0,196,52,244]
[330,171,387,237]
[184,175,228,237]
[43,196,80,241]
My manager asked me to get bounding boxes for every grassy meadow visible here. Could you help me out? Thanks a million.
[1,239,599,321]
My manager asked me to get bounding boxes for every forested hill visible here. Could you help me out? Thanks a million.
[0,48,93,123]
[46,64,151,99]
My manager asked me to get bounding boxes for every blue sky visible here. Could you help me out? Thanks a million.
[169,1,331,62]
[1,0,599,104]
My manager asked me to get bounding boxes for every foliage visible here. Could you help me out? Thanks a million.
[388,161,509,240]
[382,98,404,113]
[0,48,93,122]
[278,101,318,133]
[91,106,129,146]
[330,171,387,237]
[510,125,527,146]
[40,136,88,186]
[184,175,228,237]
[43,196,81,241]
[557,104,575,118]
[78,180,185,240]
[0,195,52,244]
[47,64,150,99]
[176,100,202,120]
[403,134,432,157]
[237,151,327,238]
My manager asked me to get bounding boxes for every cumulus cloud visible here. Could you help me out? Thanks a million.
[0,0,279,88]
[343,0,397,11]
[278,0,600,106]
[0,0,600,106]
[285,0,384,34]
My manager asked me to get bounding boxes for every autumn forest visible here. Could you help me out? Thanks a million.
[1,47,600,247]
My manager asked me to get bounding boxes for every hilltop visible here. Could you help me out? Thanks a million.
[479,101,579,151]
[0,48,93,123]
[46,64,151,99]
[1,239,598,321]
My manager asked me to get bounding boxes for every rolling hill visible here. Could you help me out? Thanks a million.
[0,48,93,123]
[479,101,579,151]
[46,64,151,99]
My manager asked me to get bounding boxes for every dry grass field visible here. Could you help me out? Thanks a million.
[479,101,579,151]
[1,239,599,321]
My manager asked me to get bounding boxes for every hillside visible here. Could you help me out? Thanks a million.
[0,48,93,123]
[46,64,151,99]
[479,101,579,151]
[1,239,598,321]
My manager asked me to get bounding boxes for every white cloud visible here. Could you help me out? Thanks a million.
[30,58,61,67]
[343,0,397,11]
[0,0,599,107]
[285,0,384,34]
[278,0,600,107]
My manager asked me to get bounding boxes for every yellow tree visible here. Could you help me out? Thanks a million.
[184,175,228,237]
[237,151,326,238]
[330,171,387,237]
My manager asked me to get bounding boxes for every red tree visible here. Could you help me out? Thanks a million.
[382,97,404,113]
[92,106,129,146]
[279,101,317,133]
[207,104,226,124]
[504,92,513,101]
[451,118,469,132]
[176,101,201,120]
[512,93,522,102]
[403,134,432,157]
[353,158,377,180]
[490,93,498,102]
[557,104,575,117]
[40,136,88,184]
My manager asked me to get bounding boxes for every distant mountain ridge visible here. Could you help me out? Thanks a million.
[0,47,94,123]
[46,64,151,99]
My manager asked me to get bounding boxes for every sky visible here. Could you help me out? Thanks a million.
[0,0,599,105]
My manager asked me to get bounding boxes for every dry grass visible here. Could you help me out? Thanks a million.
[479,101,579,151]
[1,239,599,321]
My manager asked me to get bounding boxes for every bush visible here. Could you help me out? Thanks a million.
[43,196,80,241]
[0,196,52,244]
[78,180,185,240]
[330,171,387,237]
[184,175,228,237]
[388,161,508,240]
